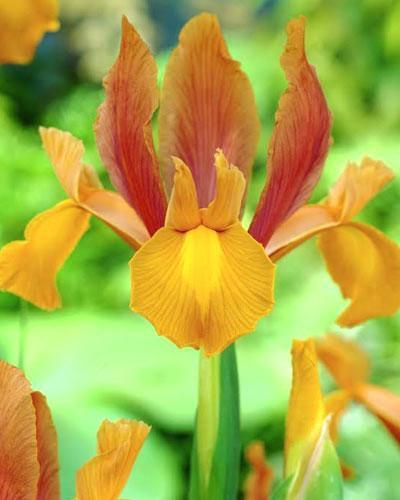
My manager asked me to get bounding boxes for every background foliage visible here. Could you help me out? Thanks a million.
[0,0,399,498]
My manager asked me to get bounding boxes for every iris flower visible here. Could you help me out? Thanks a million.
[244,441,274,500]
[316,333,400,444]
[0,359,150,498]
[0,0,59,64]
[1,14,399,355]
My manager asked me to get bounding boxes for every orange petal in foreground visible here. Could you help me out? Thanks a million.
[158,13,260,207]
[76,419,150,499]
[95,16,167,235]
[130,152,275,355]
[249,16,331,246]
[0,0,59,64]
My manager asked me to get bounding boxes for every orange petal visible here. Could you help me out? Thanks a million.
[316,333,370,391]
[324,389,351,443]
[31,392,60,500]
[165,158,201,231]
[40,127,150,249]
[158,13,260,207]
[318,222,400,326]
[0,0,59,64]
[249,17,331,246]
[0,199,90,310]
[285,339,325,477]
[322,157,394,222]
[244,441,274,500]
[355,384,400,444]
[202,150,245,230]
[76,419,150,499]
[0,361,39,498]
[95,16,167,235]
[130,222,275,355]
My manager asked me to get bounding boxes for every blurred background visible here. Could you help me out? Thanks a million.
[0,0,400,498]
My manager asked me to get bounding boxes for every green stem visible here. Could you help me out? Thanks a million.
[190,344,240,500]
[18,299,28,371]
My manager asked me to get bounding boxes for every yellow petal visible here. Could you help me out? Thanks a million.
[202,150,245,230]
[76,419,150,500]
[323,389,351,443]
[316,333,370,391]
[318,221,400,326]
[40,127,149,248]
[0,199,90,310]
[0,0,59,64]
[165,158,201,231]
[285,339,325,477]
[322,157,394,222]
[130,223,275,355]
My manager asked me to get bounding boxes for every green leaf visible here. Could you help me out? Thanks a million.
[270,476,293,500]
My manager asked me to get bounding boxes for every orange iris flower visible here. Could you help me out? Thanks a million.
[0,360,149,498]
[316,333,400,444]
[0,0,59,64]
[244,441,274,500]
[0,14,399,355]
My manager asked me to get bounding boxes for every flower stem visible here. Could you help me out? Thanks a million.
[190,344,240,499]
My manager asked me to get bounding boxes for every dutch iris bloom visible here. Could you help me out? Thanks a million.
[0,360,149,498]
[0,14,399,356]
[0,0,59,64]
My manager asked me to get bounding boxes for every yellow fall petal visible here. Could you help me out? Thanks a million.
[0,0,59,64]
[202,150,245,230]
[130,222,275,355]
[318,221,400,326]
[316,333,370,391]
[285,339,325,477]
[322,157,394,222]
[0,199,90,310]
[40,127,149,248]
[76,419,150,500]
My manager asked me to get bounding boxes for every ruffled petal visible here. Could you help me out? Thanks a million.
[41,127,149,248]
[318,222,400,326]
[31,392,60,500]
[249,17,331,246]
[244,441,274,500]
[285,339,325,477]
[76,419,150,499]
[0,0,59,64]
[322,157,394,222]
[354,384,400,444]
[202,150,245,230]
[95,16,167,235]
[0,361,39,499]
[0,199,90,310]
[130,223,275,355]
[316,333,370,391]
[158,13,260,207]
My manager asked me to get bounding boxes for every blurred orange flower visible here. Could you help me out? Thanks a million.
[0,0,59,64]
[0,359,149,498]
[244,441,274,500]
[0,13,398,354]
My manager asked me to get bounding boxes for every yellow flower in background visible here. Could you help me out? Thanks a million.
[0,13,399,355]
[316,333,400,444]
[0,0,59,64]
[0,359,149,498]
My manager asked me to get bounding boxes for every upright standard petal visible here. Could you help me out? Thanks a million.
[95,16,167,235]
[31,392,60,500]
[158,13,260,206]
[318,222,400,326]
[76,419,150,500]
[130,156,275,355]
[0,200,90,310]
[249,16,331,246]
[40,127,150,248]
[0,0,59,64]
[0,361,39,499]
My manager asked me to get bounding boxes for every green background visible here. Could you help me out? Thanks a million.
[0,0,399,498]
